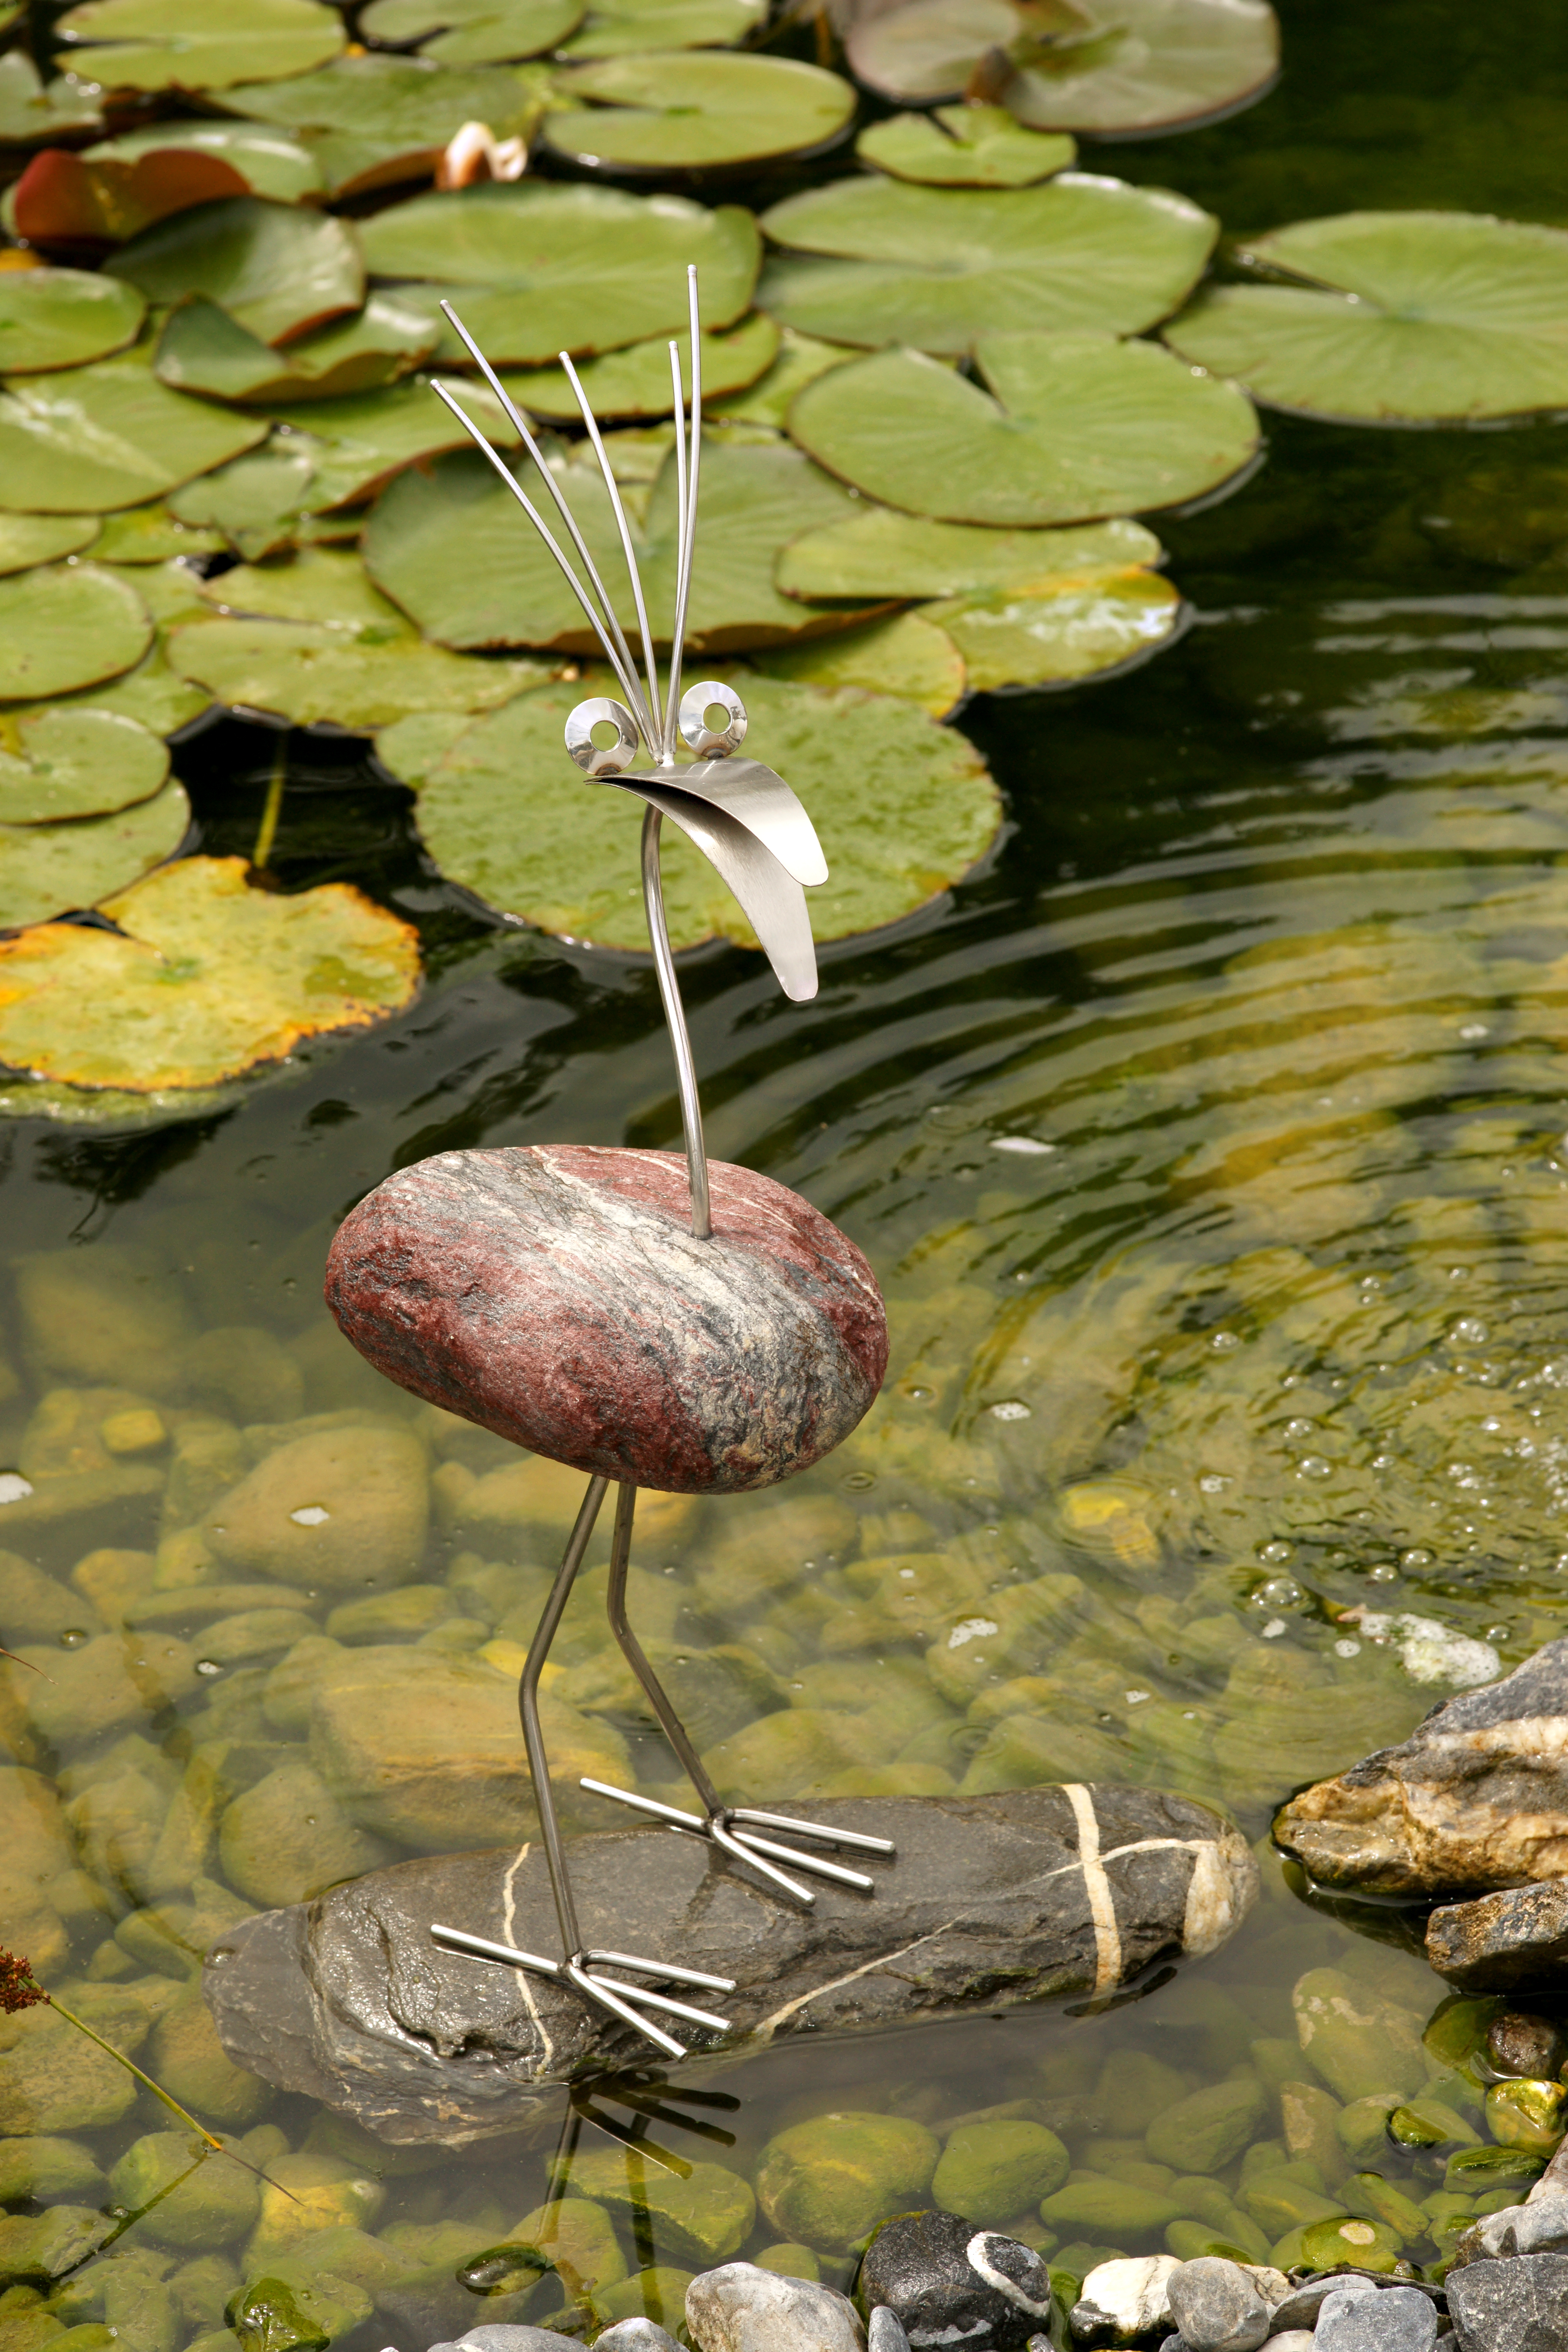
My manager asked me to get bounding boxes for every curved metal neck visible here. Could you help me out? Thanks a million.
[640,803,710,1240]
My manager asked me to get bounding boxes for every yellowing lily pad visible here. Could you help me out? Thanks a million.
[7,144,250,248]
[155,292,437,403]
[0,706,168,823]
[89,506,226,564]
[0,356,269,514]
[0,855,420,1089]
[925,571,1183,690]
[0,776,189,930]
[749,611,966,716]
[165,613,551,728]
[358,182,759,364]
[846,0,1279,136]
[542,52,857,171]
[0,564,152,700]
[1164,210,1568,424]
[0,55,104,143]
[0,269,146,374]
[503,313,779,422]
[55,0,345,91]
[0,515,99,576]
[760,171,1217,353]
[227,55,548,196]
[106,196,364,348]
[778,506,1162,597]
[560,0,764,52]
[857,104,1074,186]
[359,0,585,61]
[364,436,868,650]
[787,333,1258,524]
[383,670,1001,947]
[82,120,327,205]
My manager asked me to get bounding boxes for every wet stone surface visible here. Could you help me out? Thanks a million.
[858,2210,1054,2351]
[1426,1877,1568,1993]
[1447,2250,1568,2352]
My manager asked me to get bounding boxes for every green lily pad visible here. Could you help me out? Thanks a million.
[0,706,169,823]
[156,292,436,403]
[0,355,269,514]
[560,0,763,51]
[193,545,409,630]
[40,650,213,739]
[857,103,1074,186]
[502,312,779,422]
[82,120,327,204]
[54,0,345,91]
[358,182,759,363]
[924,570,1182,690]
[1163,210,1568,424]
[542,52,856,170]
[0,55,104,143]
[6,142,252,248]
[0,270,146,374]
[106,196,364,348]
[90,504,232,563]
[760,172,1217,353]
[262,374,525,509]
[0,853,420,1088]
[846,0,1279,136]
[165,612,551,728]
[387,669,1000,946]
[359,0,584,61]
[0,776,189,931]
[0,564,152,700]
[0,515,99,576]
[778,506,1162,597]
[166,441,319,558]
[787,333,1258,523]
[707,327,853,427]
[748,610,965,715]
[228,54,547,197]
[364,435,866,650]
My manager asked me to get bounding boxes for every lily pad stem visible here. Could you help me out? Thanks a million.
[253,733,287,872]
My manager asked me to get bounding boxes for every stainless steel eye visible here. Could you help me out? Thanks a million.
[565,697,641,778]
[678,680,748,759]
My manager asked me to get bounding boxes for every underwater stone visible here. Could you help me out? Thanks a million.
[1144,2080,1264,2175]
[203,1423,428,1593]
[0,2136,105,2205]
[760,2114,938,2253]
[201,1787,1256,2140]
[931,2120,1070,2227]
[218,1758,393,1910]
[109,2133,260,2251]
[1427,1877,1568,1993]
[1447,2254,1568,2352]
[0,2208,112,2286]
[324,1146,888,1494]
[858,2213,1053,2352]
[1273,1636,1568,1897]
[1292,1967,1427,2103]
[685,2263,864,2352]
[564,2150,754,2267]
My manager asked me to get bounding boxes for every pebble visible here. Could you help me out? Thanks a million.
[1456,2191,1568,2260]
[684,2261,864,2352]
[868,2312,912,2352]
[1166,2258,1269,2352]
[429,2330,583,2352]
[595,2323,682,2352]
[858,2211,1055,2350]
[1256,2278,1379,2334]
[1447,2251,1568,2352]
[1316,2284,1438,2352]
[1070,2254,1179,2347]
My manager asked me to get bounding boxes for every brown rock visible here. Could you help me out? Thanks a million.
[1490,2011,1568,2081]
[1428,1879,1568,1993]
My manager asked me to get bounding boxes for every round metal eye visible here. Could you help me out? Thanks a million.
[564,697,640,778]
[679,680,748,759]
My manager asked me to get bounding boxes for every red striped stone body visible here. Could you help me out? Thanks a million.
[324,1145,887,1494]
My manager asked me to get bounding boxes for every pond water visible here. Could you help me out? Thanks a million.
[6,0,1568,2341]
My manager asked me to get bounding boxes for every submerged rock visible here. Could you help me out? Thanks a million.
[203,1786,1255,2140]
[1272,1636,1568,1896]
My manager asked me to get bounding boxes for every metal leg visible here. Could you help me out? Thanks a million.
[430,1472,736,2062]
[583,1482,897,1906]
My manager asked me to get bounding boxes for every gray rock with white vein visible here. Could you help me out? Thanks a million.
[1071,2256,1180,2347]
[858,2213,1055,2351]
[685,2263,864,2352]
[202,1786,1254,2141]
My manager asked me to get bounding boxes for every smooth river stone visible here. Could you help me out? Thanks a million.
[324,1145,887,1494]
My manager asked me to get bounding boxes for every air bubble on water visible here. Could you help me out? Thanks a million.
[1371,1453,1392,1468]
[1125,1689,1152,1705]
[1452,1318,1489,1344]
[290,1504,330,1525]
[196,1660,222,1676]
[1483,1418,1503,1433]
[1401,1547,1435,1569]
[1334,1639,1362,1658]
[58,1628,88,1647]
[1210,1331,1241,1351]
[1252,1576,1303,1610]
[1487,1625,1511,1641]
[1460,1023,1489,1040]
[1259,1540,1293,1564]
[1199,1474,1229,1492]
[1369,1564,1398,1582]
[989,1400,1031,1421]
[843,1472,875,1489]
[1284,1418,1315,1440]
[1298,1455,1332,1479]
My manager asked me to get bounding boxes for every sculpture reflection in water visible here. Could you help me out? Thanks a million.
[405,270,892,2057]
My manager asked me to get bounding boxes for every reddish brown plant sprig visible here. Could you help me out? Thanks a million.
[0,1949,47,2014]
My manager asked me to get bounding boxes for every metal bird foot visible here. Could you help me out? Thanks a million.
[579,1780,895,1907]
[428,1920,735,2065]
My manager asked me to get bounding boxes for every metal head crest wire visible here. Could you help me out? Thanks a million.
[427,267,829,1243]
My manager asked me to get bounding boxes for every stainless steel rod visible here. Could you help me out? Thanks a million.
[640,807,711,1237]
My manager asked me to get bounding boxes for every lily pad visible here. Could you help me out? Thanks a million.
[0,356,269,513]
[359,0,584,61]
[228,55,547,196]
[387,669,1000,946]
[1163,210,1568,424]
[155,292,437,403]
[38,650,213,739]
[165,613,550,728]
[759,171,1217,352]
[358,182,759,362]
[193,545,410,630]
[0,55,104,143]
[542,52,857,170]
[787,333,1259,523]
[0,776,189,931]
[89,505,226,562]
[0,269,146,373]
[502,312,779,421]
[0,706,168,823]
[560,0,763,47]
[54,0,345,91]
[166,441,319,558]
[778,506,1163,597]
[261,374,525,508]
[925,571,1182,689]
[364,435,867,649]
[857,104,1074,186]
[0,854,420,1090]
[106,196,363,348]
[707,327,852,427]
[0,564,152,699]
[749,611,965,715]
[0,515,99,576]
[83,121,327,204]
[846,0,1279,138]
[7,147,252,250]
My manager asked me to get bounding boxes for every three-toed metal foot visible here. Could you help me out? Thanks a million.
[579,1780,894,1906]
[429,1921,735,2063]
